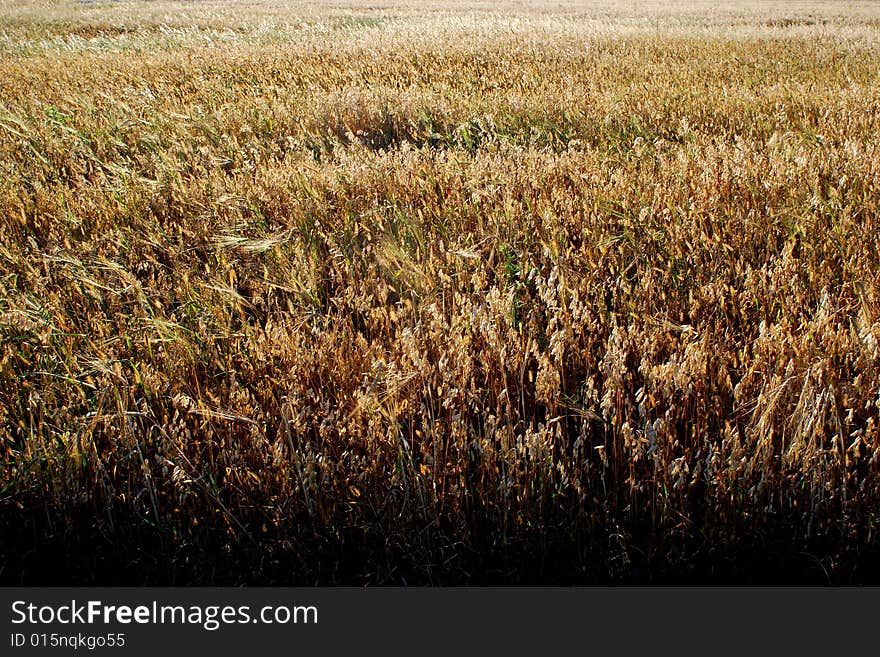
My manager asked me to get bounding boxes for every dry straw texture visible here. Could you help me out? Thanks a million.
[1,0,879,583]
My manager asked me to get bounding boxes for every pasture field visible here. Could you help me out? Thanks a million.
[2,0,880,583]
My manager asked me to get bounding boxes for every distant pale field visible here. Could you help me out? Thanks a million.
[1,1,879,583]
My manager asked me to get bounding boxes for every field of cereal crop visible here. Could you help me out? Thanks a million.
[2,0,880,584]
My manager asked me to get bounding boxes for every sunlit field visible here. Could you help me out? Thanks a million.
[2,0,880,584]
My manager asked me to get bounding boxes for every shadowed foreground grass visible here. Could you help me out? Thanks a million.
[2,0,880,584]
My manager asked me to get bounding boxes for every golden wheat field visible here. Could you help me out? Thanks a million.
[1,0,880,584]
